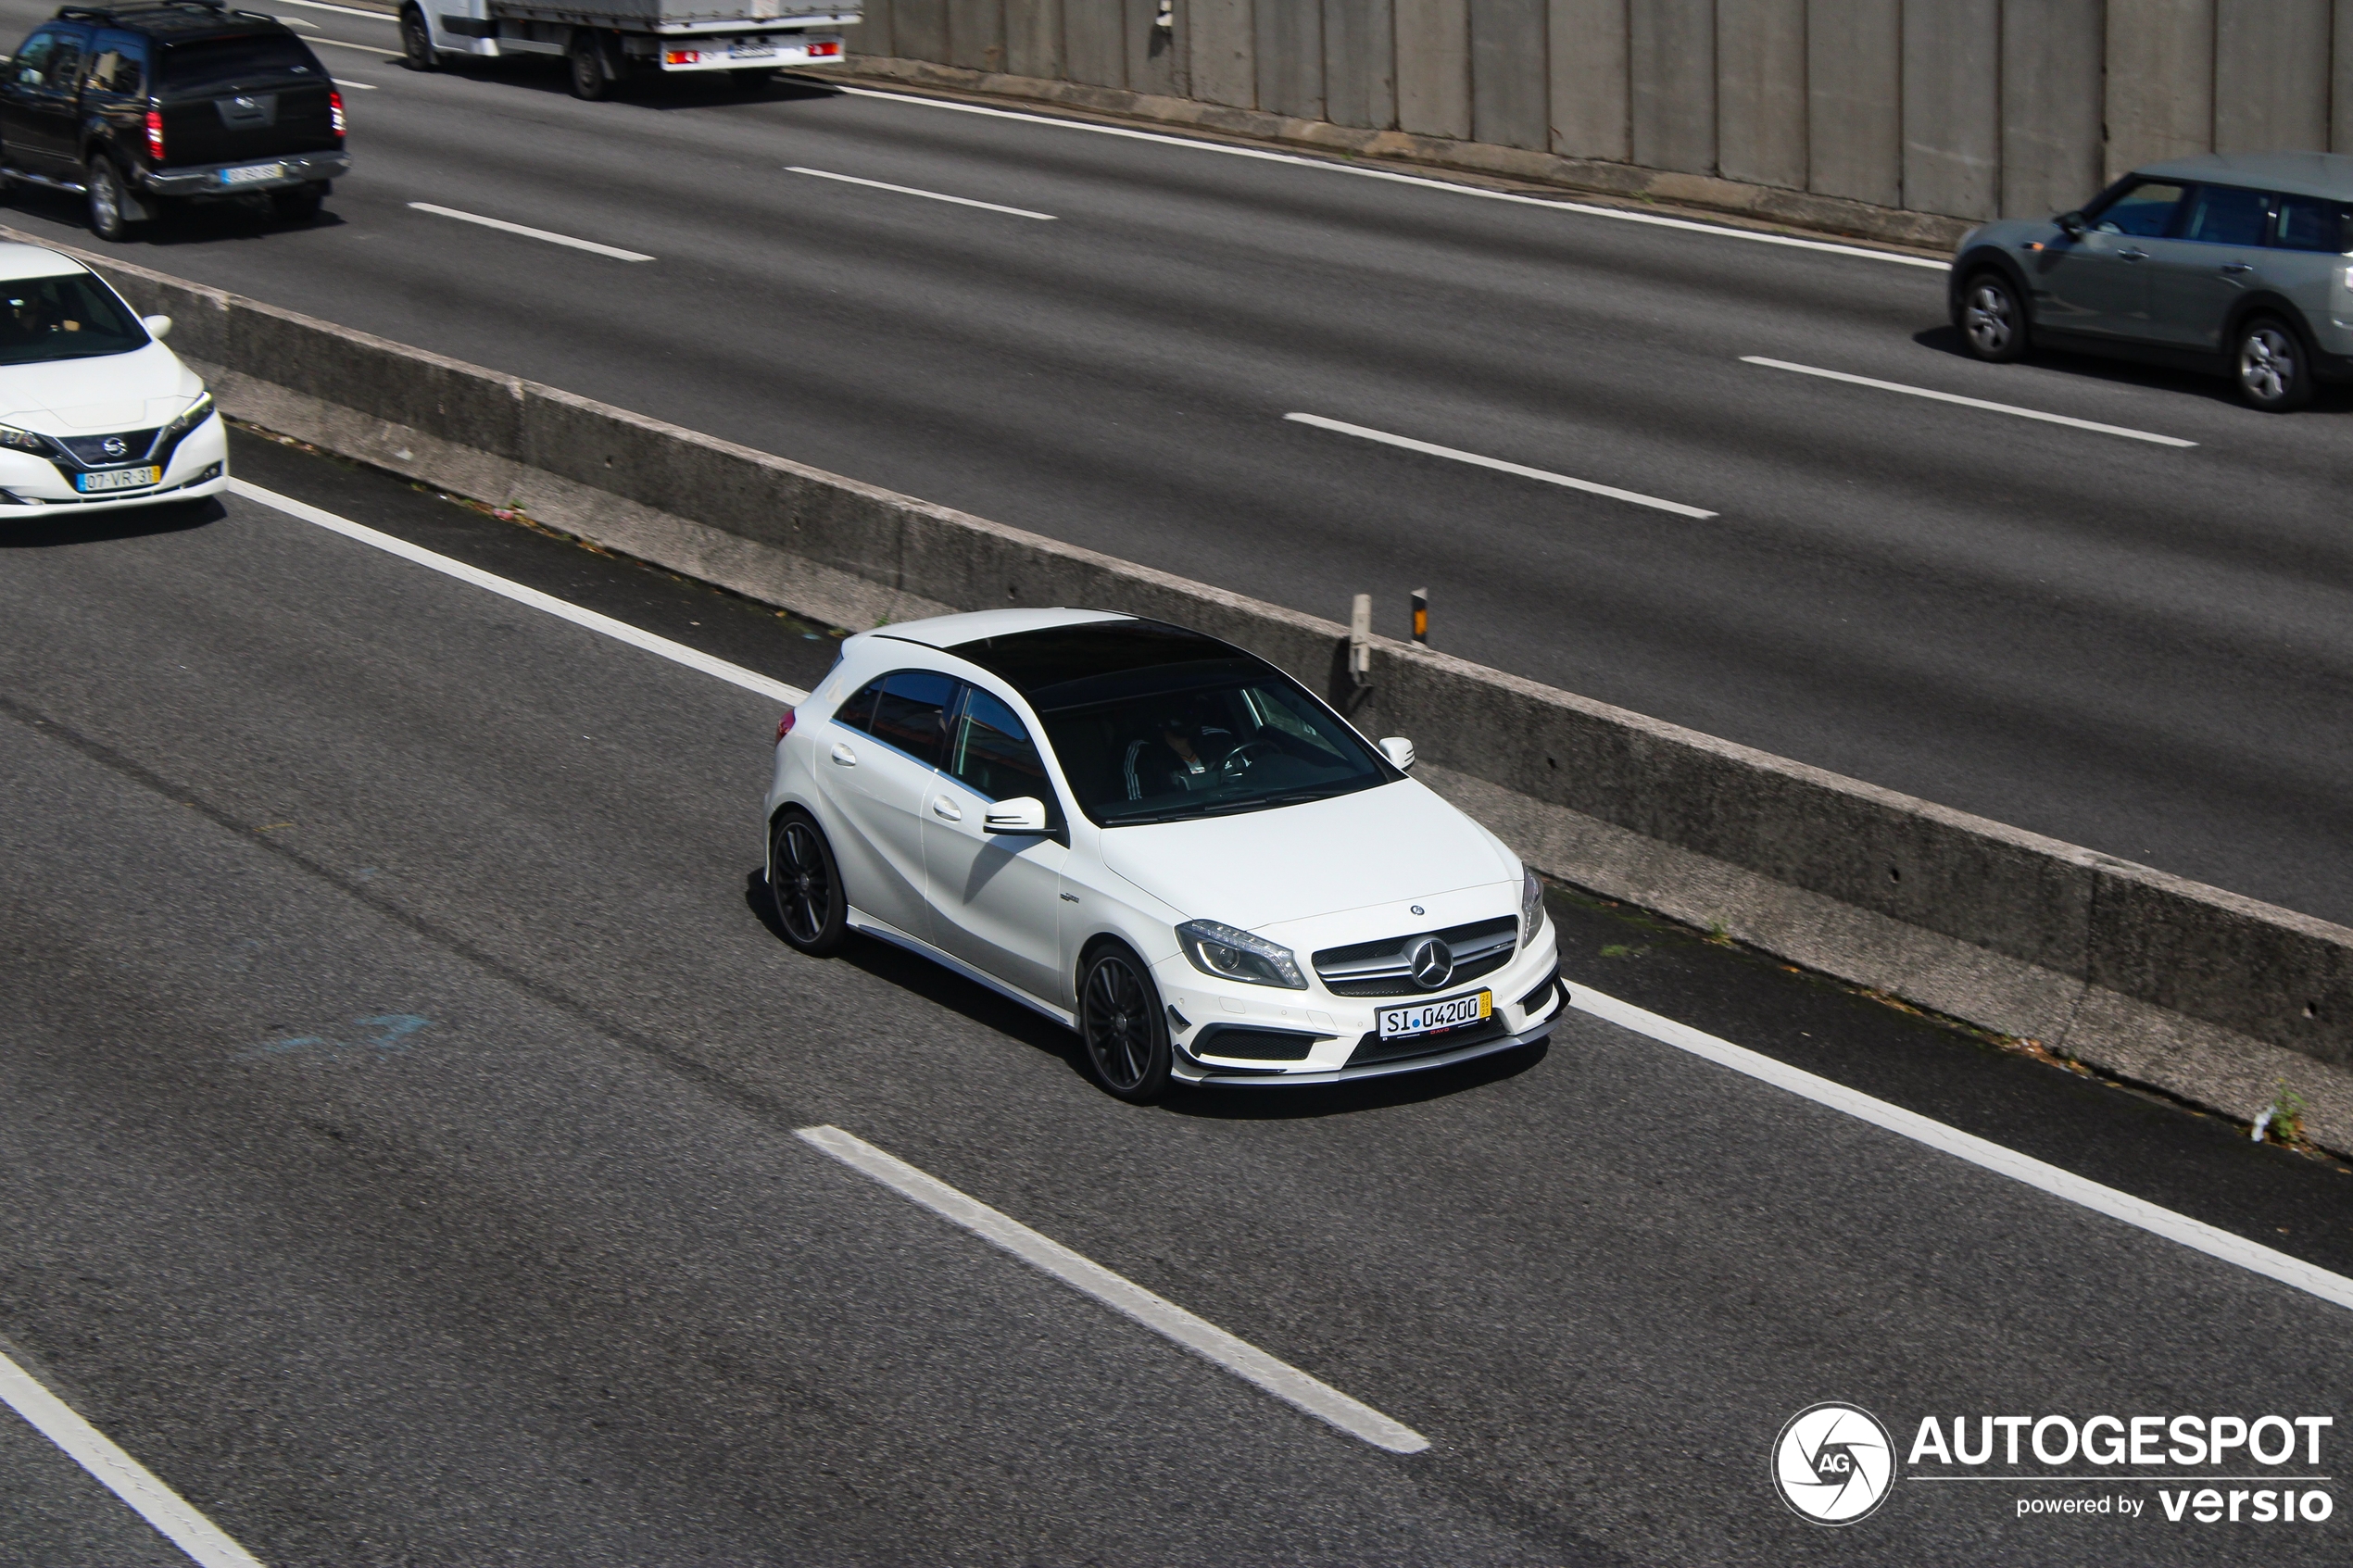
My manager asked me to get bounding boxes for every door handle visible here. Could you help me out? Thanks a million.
[2118,248,2149,261]
[2221,262,2255,275]
[932,796,963,822]
[830,742,857,766]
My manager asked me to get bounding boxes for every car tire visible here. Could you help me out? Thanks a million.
[2233,315,2315,412]
[1077,942,1173,1103]
[768,809,849,956]
[400,6,439,71]
[1958,269,2029,362]
[568,30,620,100]
[271,182,325,223]
[84,157,134,242]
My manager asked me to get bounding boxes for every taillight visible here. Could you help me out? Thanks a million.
[662,49,700,64]
[144,108,163,161]
[329,89,345,138]
[775,709,796,743]
[807,39,841,56]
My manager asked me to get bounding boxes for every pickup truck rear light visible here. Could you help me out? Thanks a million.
[144,108,163,161]
[807,39,841,56]
[330,89,345,137]
[662,49,701,64]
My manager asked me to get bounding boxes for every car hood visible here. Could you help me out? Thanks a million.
[0,343,200,434]
[1099,779,1518,929]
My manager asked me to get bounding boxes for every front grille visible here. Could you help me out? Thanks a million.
[1314,914,1517,997]
[1190,1025,1316,1061]
[1348,1015,1509,1066]
[55,429,158,468]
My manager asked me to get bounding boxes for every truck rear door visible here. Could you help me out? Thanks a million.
[154,31,336,172]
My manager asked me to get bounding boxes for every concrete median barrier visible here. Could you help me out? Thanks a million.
[37,230,2353,1155]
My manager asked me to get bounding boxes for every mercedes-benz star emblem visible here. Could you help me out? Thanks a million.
[101,437,128,458]
[1407,936,1453,989]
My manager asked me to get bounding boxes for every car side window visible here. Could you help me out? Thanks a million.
[2273,194,2349,253]
[12,32,57,89]
[2179,184,2271,245]
[833,676,882,734]
[867,670,958,769]
[2090,180,2187,237]
[949,688,1060,819]
[84,38,144,97]
[40,32,84,93]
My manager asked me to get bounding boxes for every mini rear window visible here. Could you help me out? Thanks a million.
[160,34,321,92]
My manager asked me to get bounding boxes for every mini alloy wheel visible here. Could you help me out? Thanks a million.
[1960,271,2026,362]
[85,160,132,242]
[768,811,848,955]
[1079,944,1172,1102]
[2235,318,2313,411]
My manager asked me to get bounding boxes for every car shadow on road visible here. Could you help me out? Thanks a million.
[1910,322,2344,410]
[0,495,221,546]
[3,187,348,248]
[427,56,842,109]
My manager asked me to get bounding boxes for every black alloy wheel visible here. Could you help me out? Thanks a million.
[84,158,132,242]
[400,6,438,71]
[1959,270,2028,362]
[2234,315,2315,412]
[271,182,325,223]
[1078,943,1172,1102]
[768,811,848,955]
[568,30,619,100]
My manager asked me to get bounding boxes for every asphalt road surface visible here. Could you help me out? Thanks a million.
[0,0,2348,931]
[2,432,2349,1564]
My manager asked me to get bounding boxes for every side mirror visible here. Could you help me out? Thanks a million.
[141,314,171,338]
[982,797,1049,834]
[1378,736,1416,771]
[2056,211,2086,241]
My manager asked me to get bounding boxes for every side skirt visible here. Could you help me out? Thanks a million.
[845,907,1077,1030]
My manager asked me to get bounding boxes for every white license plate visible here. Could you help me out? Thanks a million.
[220,163,283,185]
[730,41,776,56]
[1377,989,1492,1039]
[75,466,161,493]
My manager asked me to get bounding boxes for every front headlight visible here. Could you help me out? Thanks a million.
[0,422,51,454]
[1176,920,1308,990]
[1521,866,1545,944]
[158,390,214,444]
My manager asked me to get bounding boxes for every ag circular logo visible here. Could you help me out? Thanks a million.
[1773,1402,1894,1525]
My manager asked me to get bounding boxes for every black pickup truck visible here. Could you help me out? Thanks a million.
[0,1,348,240]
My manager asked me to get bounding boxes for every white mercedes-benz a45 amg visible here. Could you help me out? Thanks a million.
[763,609,1563,1100]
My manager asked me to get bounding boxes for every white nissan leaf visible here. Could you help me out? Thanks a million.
[0,244,226,515]
[763,609,1564,1100]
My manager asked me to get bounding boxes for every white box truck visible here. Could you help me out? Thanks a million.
[397,0,860,99]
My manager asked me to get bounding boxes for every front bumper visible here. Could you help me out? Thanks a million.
[143,152,348,198]
[1160,921,1566,1086]
[0,413,228,514]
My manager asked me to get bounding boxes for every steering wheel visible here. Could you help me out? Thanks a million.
[1218,740,1274,784]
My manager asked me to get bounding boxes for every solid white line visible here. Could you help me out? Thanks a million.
[337,80,380,89]
[407,203,653,262]
[825,83,1948,270]
[228,480,808,707]
[786,166,1055,220]
[0,1348,265,1568]
[310,36,402,56]
[1287,412,1717,519]
[1569,985,2353,1315]
[796,1124,1430,1454]
[1740,357,2198,446]
[269,0,398,17]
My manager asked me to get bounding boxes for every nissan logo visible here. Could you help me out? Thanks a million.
[1407,936,1454,989]
[100,437,128,458]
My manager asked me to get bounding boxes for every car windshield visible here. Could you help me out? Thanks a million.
[159,34,321,92]
[1036,661,1394,827]
[0,273,147,364]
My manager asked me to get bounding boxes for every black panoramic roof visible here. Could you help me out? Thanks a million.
[948,618,1267,709]
[53,1,284,35]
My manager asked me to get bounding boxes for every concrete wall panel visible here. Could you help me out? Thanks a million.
[1470,0,1551,150]
[893,0,950,61]
[1717,0,1806,190]
[1806,0,1900,208]
[1901,0,1997,220]
[1189,0,1256,107]
[2215,0,2331,154]
[2105,0,2216,181]
[1397,0,1473,138]
[1005,0,1063,77]
[1325,0,1399,129]
[946,0,1006,70]
[2338,0,2353,152]
[847,0,894,56]
[1063,0,1126,86]
[1630,0,1717,175]
[1256,0,1326,119]
[1549,0,1629,158]
[2001,0,2105,219]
